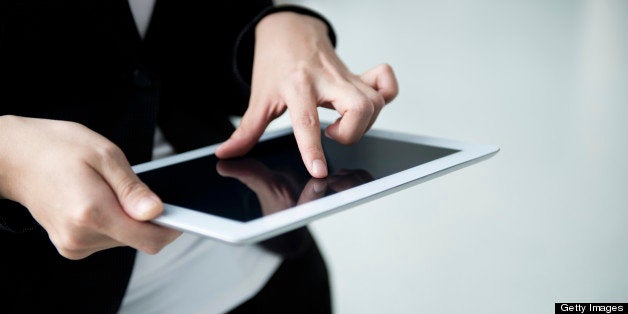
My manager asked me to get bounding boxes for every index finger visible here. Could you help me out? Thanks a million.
[103,203,181,254]
[83,180,181,255]
[286,87,328,178]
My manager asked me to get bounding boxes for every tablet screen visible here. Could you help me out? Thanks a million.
[138,132,458,222]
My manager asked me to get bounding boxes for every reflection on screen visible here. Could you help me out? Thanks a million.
[138,132,458,222]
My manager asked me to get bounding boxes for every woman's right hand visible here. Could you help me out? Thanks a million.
[0,115,181,260]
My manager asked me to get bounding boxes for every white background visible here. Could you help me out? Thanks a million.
[271,1,628,313]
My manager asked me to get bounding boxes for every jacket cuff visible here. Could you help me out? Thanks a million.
[0,199,40,233]
[233,4,337,90]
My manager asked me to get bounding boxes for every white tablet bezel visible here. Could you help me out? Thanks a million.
[132,126,499,245]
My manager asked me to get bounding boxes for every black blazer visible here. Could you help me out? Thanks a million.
[0,1,335,312]
[1,0,275,160]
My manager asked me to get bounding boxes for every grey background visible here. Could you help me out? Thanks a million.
[269,1,628,313]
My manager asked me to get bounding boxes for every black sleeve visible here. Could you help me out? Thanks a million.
[232,4,338,95]
[0,199,40,234]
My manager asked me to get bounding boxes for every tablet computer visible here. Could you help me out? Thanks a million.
[133,125,499,245]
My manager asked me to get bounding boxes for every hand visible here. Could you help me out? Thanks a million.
[215,11,399,178]
[0,115,181,259]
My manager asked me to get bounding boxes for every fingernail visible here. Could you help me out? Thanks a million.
[215,143,225,152]
[312,159,327,178]
[313,180,327,194]
[136,195,160,219]
[324,129,332,139]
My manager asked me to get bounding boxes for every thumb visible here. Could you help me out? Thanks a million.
[117,182,163,221]
[90,145,163,221]
[215,103,275,159]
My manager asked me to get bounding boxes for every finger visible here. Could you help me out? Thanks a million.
[352,80,386,132]
[286,86,328,178]
[56,183,180,258]
[359,64,397,130]
[360,63,399,103]
[88,143,163,221]
[52,230,122,260]
[297,178,327,205]
[215,101,279,159]
[96,179,182,254]
[98,200,182,254]
[323,90,374,145]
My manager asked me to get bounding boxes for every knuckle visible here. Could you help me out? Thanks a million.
[285,72,313,96]
[51,234,90,258]
[83,141,124,165]
[58,249,90,260]
[95,142,125,161]
[353,99,375,116]
[287,66,312,89]
[70,204,102,230]
[379,62,394,74]
[63,237,87,252]
[295,111,320,129]
[371,92,386,108]
[116,177,147,201]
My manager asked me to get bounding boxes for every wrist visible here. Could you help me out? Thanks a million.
[257,11,329,38]
[0,115,13,199]
[0,115,24,201]
[256,11,332,53]
[256,5,336,47]
[232,4,337,87]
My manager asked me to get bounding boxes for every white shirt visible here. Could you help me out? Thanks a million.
[124,5,281,312]
[127,0,177,159]
[119,233,282,314]
[128,0,156,38]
